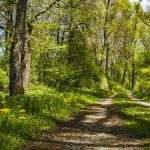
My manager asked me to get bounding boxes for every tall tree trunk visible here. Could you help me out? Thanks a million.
[61,31,65,45]
[111,62,115,81]
[56,3,60,45]
[57,31,60,44]
[106,44,109,79]
[68,14,75,64]
[128,73,131,90]
[131,54,135,90]
[9,0,28,96]
[22,22,32,89]
[121,63,127,85]
[113,66,116,81]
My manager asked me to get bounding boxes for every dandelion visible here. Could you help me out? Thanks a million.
[0,108,10,113]
[19,116,27,120]
[64,98,72,104]
[64,98,68,104]
[20,109,26,113]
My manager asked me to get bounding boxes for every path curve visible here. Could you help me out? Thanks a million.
[21,94,149,150]
[127,93,150,107]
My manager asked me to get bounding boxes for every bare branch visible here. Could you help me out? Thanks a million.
[7,0,17,5]
[141,18,150,27]
[0,25,5,31]
[31,0,60,22]
[0,13,14,28]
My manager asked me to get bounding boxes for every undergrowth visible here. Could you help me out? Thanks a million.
[133,91,150,102]
[0,85,110,150]
[112,93,150,142]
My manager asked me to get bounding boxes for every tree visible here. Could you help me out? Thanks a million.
[9,0,28,95]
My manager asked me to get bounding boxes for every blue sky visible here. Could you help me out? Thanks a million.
[130,0,150,11]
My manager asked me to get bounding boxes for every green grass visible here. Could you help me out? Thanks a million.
[112,93,150,140]
[133,91,150,102]
[0,85,109,150]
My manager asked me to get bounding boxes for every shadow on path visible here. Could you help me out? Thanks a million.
[21,94,150,150]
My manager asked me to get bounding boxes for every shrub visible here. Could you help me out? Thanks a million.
[138,81,150,96]
[0,69,8,91]
[0,85,109,150]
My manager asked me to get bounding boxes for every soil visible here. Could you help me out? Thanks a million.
[21,94,150,150]
[127,93,150,107]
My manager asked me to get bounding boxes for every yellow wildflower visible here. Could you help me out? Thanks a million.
[19,116,27,120]
[64,98,72,104]
[20,109,26,113]
[0,108,10,113]
[64,98,68,104]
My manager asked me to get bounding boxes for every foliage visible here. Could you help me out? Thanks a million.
[0,68,8,91]
[0,85,110,150]
[0,0,150,149]
[133,68,150,101]
[112,93,150,138]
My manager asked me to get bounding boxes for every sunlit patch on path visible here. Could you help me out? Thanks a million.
[127,93,150,107]
[21,94,150,150]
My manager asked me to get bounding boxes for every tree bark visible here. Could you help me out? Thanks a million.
[9,0,28,96]
[128,73,131,90]
[131,54,135,90]
[61,31,65,45]
[121,63,127,86]
[68,14,75,64]
[22,22,32,89]
[106,44,109,79]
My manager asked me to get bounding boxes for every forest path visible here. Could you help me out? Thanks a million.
[127,93,150,107]
[21,94,149,150]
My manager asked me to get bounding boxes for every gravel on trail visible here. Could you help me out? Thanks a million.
[21,94,150,150]
[127,93,150,107]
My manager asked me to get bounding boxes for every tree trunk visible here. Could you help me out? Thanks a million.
[9,0,28,96]
[111,62,115,81]
[22,22,32,90]
[56,2,60,45]
[68,15,75,64]
[128,73,131,90]
[131,54,135,90]
[106,44,109,79]
[61,31,65,45]
[121,63,127,86]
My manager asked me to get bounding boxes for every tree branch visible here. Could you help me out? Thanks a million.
[7,0,17,5]
[0,25,6,31]
[141,18,150,27]
[0,13,14,28]
[31,0,60,22]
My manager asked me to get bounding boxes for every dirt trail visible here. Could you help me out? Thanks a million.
[127,93,150,107]
[21,94,149,150]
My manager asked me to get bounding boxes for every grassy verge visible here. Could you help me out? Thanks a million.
[133,91,150,102]
[0,85,110,150]
[112,93,150,141]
